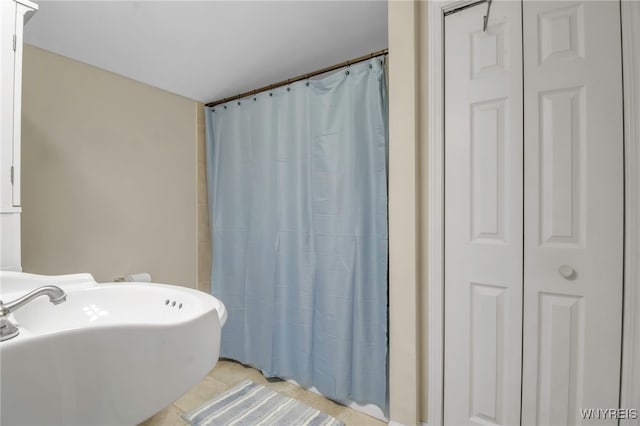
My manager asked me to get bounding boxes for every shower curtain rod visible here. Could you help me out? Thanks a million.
[205,48,388,107]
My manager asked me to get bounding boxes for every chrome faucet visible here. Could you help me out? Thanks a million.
[0,285,67,342]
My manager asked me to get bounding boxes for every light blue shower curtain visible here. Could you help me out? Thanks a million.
[204,58,388,411]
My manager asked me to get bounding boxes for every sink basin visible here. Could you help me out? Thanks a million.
[12,283,227,334]
[0,272,227,426]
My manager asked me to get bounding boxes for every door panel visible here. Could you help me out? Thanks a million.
[444,2,523,424]
[521,1,624,425]
[538,87,585,246]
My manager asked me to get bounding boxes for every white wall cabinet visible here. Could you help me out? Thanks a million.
[1,0,37,271]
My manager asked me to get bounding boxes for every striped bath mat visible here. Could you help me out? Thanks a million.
[182,379,344,426]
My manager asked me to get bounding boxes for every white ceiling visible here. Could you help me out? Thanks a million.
[24,1,388,103]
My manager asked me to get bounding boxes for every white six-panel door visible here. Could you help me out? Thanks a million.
[521,2,624,425]
[444,2,523,424]
[444,1,624,425]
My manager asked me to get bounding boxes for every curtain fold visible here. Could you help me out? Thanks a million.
[204,58,388,411]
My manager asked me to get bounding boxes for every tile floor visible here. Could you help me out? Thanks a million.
[139,359,387,426]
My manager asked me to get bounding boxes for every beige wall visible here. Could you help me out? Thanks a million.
[388,0,419,424]
[21,45,199,287]
[197,105,212,294]
[388,0,428,425]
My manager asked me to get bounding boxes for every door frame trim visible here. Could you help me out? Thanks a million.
[425,1,639,425]
[620,1,640,423]
[425,2,457,425]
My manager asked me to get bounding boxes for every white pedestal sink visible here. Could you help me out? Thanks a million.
[0,272,227,426]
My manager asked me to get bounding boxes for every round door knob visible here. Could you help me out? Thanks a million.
[558,265,577,280]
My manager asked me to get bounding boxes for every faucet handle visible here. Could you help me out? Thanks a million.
[0,316,19,341]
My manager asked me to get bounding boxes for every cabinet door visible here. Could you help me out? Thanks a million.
[521,1,624,424]
[12,2,30,207]
[444,1,523,424]
[1,0,16,209]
